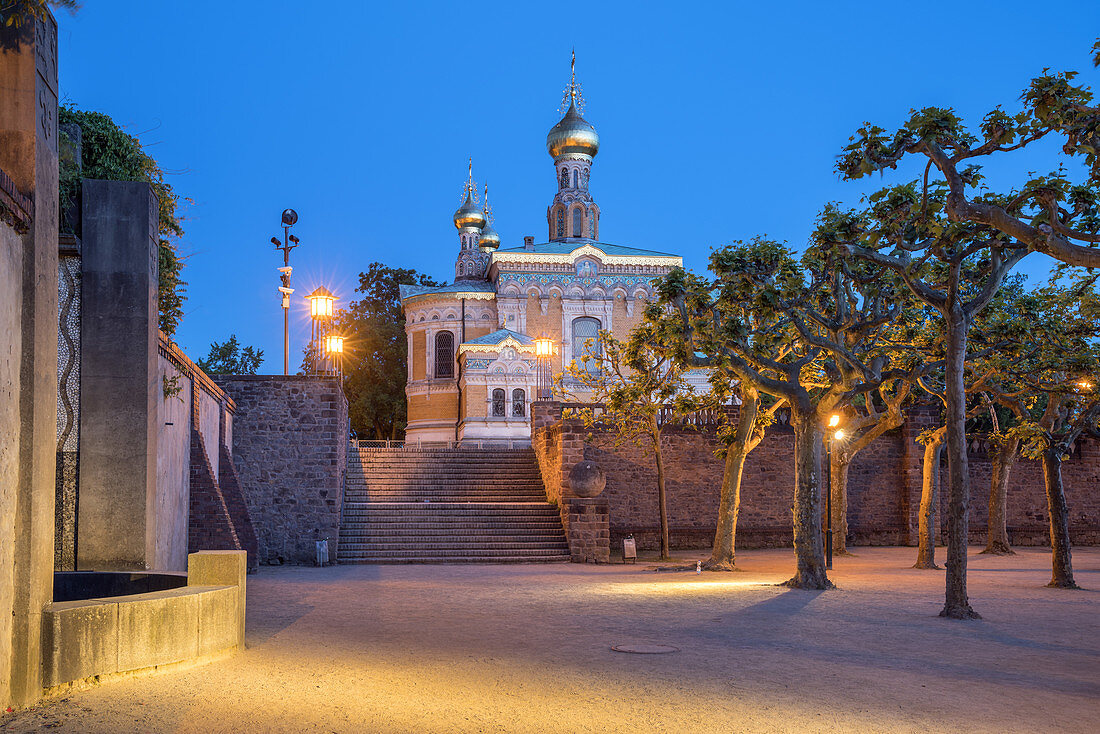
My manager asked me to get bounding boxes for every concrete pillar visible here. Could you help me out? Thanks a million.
[77,179,159,570]
[0,12,60,709]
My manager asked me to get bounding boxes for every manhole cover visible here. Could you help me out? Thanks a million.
[611,644,680,654]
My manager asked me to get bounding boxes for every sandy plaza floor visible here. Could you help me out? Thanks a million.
[2,546,1098,733]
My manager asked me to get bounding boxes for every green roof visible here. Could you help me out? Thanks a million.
[494,239,678,258]
[462,328,533,347]
[399,281,496,301]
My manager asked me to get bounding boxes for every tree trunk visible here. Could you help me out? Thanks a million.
[981,438,1018,555]
[830,453,851,555]
[941,314,980,619]
[651,417,670,561]
[1041,449,1078,589]
[707,445,746,570]
[914,437,944,569]
[783,409,832,589]
[707,396,758,570]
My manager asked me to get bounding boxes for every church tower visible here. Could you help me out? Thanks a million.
[546,52,600,242]
[452,159,492,280]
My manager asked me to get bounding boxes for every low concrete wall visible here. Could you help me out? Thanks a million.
[41,550,246,691]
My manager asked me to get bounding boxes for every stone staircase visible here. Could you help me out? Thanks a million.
[339,446,570,563]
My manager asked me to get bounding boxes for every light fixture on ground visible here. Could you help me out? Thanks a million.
[535,337,554,400]
[271,208,300,375]
[306,285,339,376]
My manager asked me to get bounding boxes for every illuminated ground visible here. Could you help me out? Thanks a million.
[3,547,1098,733]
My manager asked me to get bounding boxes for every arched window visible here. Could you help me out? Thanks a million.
[491,388,506,417]
[572,169,579,188]
[582,168,589,187]
[434,331,454,378]
[560,168,568,189]
[588,209,595,238]
[572,317,601,376]
[556,209,565,238]
[465,261,474,275]
[512,389,526,417]
[572,207,582,237]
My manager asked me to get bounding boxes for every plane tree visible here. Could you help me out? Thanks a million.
[657,235,912,589]
[562,321,690,561]
[834,50,1100,616]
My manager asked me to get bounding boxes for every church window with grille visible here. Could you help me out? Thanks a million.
[492,388,506,417]
[573,169,579,188]
[560,168,569,189]
[556,209,565,237]
[588,209,595,238]
[572,317,601,376]
[572,207,582,237]
[434,331,454,378]
[512,389,526,417]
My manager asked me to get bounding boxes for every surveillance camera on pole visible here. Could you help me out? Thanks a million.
[271,209,300,375]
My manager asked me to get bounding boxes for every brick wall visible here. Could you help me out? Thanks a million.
[215,376,349,565]
[533,406,1100,552]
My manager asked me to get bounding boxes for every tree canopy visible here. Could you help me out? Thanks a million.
[60,106,188,335]
[334,263,442,440]
[197,335,263,375]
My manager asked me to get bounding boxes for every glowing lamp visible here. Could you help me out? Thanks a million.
[325,334,344,355]
[535,337,554,357]
[1079,380,1092,391]
[306,286,337,319]
[834,429,845,440]
[828,414,841,427]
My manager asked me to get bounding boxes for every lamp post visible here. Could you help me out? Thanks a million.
[324,334,345,379]
[271,208,300,375]
[825,413,843,570]
[534,337,554,400]
[306,286,338,375]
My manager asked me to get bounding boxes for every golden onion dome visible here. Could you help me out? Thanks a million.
[478,222,501,250]
[546,101,599,159]
[452,191,486,230]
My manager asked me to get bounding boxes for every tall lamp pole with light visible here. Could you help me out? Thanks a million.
[324,334,345,380]
[534,337,554,400]
[271,208,300,375]
[825,413,844,570]
[306,286,338,374]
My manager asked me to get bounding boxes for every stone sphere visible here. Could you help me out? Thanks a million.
[569,460,606,498]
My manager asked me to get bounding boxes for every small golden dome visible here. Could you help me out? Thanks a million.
[546,101,599,159]
[478,223,501,250]
[453,191,486,230]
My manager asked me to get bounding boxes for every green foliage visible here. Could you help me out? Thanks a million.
[197,335,264,375]
[562,323,690,446]
[59,106,188,335]
[332,263,442,440]
[162,374,183,402]
[0,0,77,28]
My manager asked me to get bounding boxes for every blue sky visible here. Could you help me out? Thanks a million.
[56,1,1100,370]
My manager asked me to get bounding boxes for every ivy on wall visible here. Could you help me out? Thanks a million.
[59,106,188,335]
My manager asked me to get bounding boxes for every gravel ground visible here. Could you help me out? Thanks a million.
[2,546,1098,733]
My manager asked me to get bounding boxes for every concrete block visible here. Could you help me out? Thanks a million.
[116,588,199,671]
[197,585,240,655]
[41,599,119,687]
[188,550,246,643]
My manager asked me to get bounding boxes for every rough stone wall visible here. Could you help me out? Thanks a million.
[537,411,1100,552]
[215,376,349,564]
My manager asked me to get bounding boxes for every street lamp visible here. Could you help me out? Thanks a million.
[824,413,842,570]
[271,208,300,375]
[324,334,345,379]
[306,286,339,375]
[535,337,554,400]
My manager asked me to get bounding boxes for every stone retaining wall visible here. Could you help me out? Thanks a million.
[215,376,349,564]
[532,403,1100,554]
